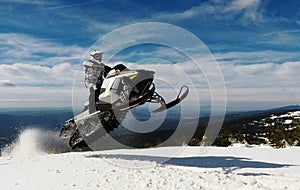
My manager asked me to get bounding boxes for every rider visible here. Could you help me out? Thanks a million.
[83,49,108,113]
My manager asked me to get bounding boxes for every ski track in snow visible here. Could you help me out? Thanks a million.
[0,145,300,190]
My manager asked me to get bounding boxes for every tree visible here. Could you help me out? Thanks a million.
[213,125,233,147]
[268,124,286,148]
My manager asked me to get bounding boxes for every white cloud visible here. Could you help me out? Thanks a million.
[153,2,226,22]
[0,87,74,108]
[139,59,300,90]
[261,30,300,48]
[262,30,300,37]
[224,0,260,12]
[0,59,299,109]
[0,33,86,65]
[220,61,300,88]
[154,0,262,23]
[225,87,300,111]
[0,62,81,87]
[156,2,230,21]
[222,0,263,23]
[154,6,205,21]
[0,0,57,5]
[215,50,300,64]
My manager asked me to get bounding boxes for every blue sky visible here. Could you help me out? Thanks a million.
[0,0,299,110]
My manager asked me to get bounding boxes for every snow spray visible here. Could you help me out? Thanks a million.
[1,128,70,157]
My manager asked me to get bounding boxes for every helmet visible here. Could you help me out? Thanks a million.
[90,49,103,57]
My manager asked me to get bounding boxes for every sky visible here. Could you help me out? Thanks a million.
[0,0,299,111]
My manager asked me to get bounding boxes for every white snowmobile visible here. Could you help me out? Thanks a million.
[59,64,189,149]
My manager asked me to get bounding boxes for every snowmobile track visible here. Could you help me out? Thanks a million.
[69,110,127,149]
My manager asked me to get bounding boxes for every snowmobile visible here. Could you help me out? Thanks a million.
[59,64,189,149]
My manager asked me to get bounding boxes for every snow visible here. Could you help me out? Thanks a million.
[283,119,293,125]
[270,111,300,120]
[1,143,300,190]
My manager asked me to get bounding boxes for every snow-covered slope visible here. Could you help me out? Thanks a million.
[1,144,300,190]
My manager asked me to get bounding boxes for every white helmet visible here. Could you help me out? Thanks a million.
[90,49,102,57]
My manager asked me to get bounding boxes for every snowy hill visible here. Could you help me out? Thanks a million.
[213,107,300,147]
[1,144,300,189]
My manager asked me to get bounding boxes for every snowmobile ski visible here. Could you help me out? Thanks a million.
[152,86,189,113]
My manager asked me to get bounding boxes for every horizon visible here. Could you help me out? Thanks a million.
[0,0,299,111]
[1,104,299,115]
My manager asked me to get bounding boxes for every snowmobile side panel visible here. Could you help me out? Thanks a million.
[116,83,155,111]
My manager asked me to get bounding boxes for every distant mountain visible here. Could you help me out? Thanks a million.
[222,105,300,125]
[266,105,300,112]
